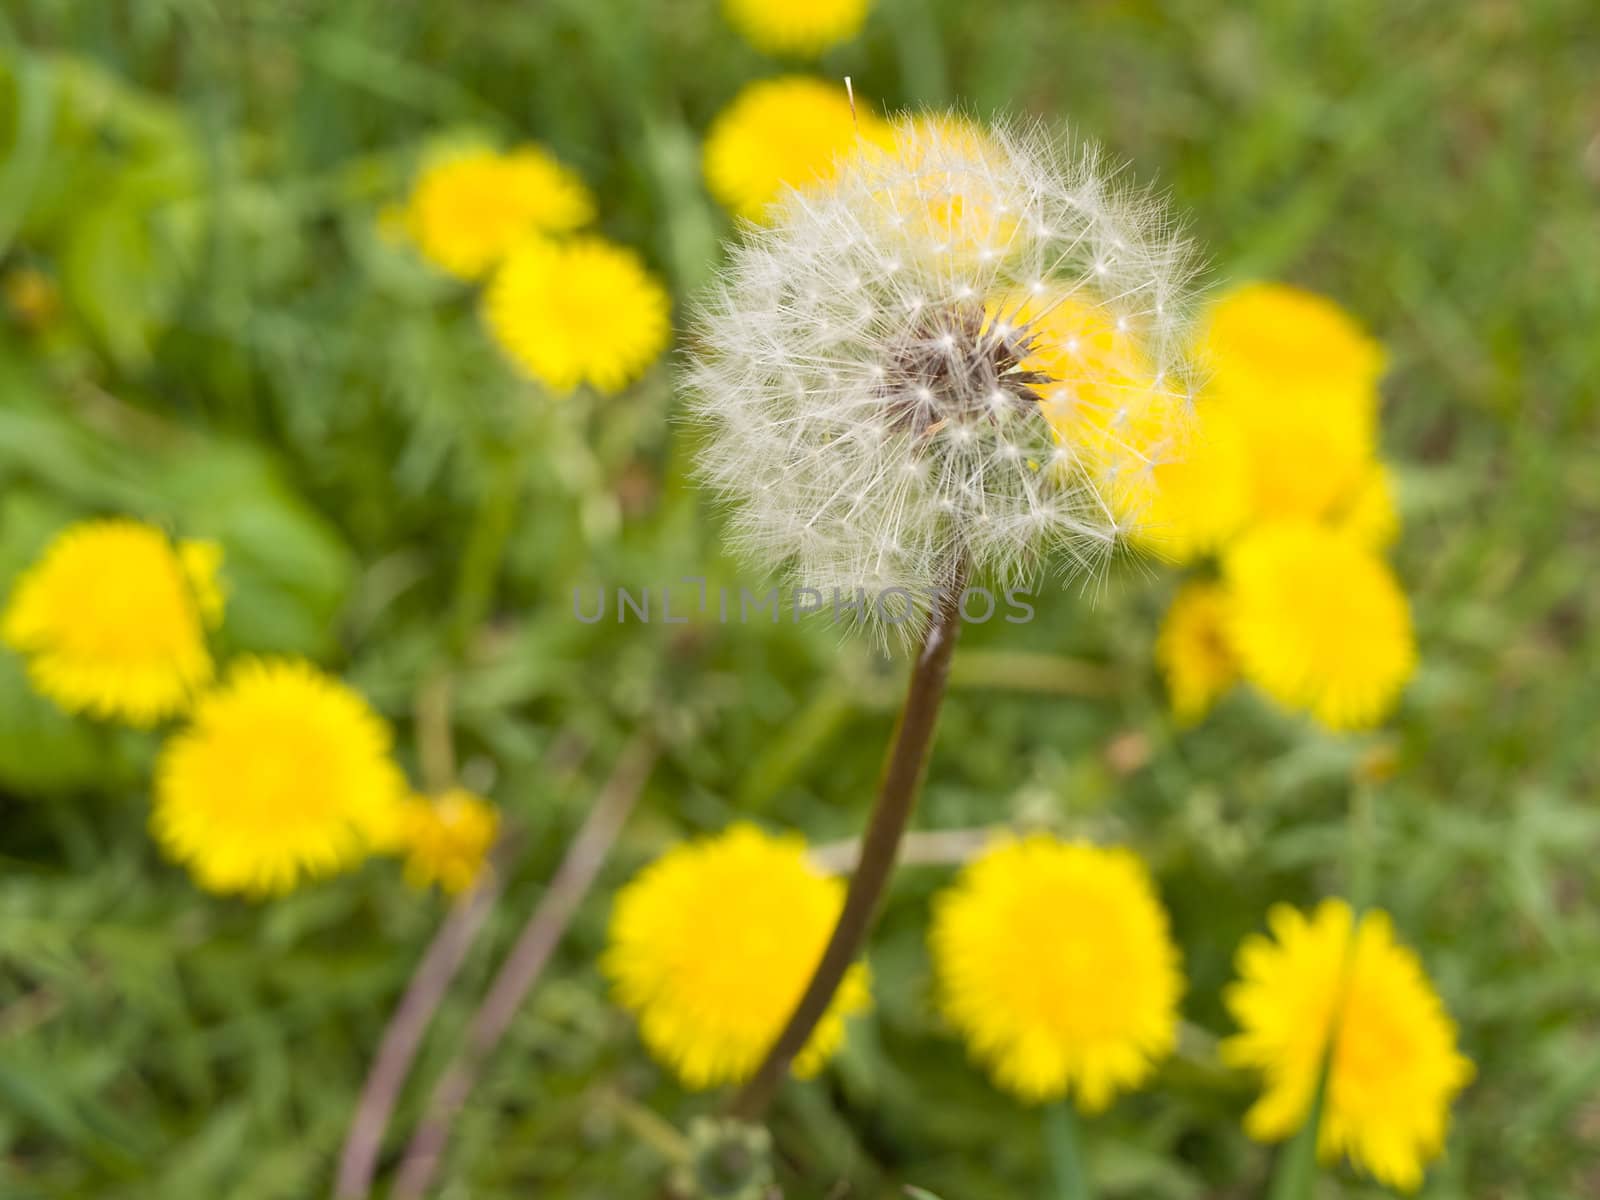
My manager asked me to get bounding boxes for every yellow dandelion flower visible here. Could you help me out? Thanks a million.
[1013,292,1237,552]
[704,76,893,223]
[1201,283,1386,526]
[1224,900,1474,1192]
[1224,523,1416,730]
[1017,293,1163,461]
[177,538,227,627]
[404,144,594,280]
[722,0,871,58]
[2,519,223,727]
[1203,282,1385,400]
[1128,397,1254,562]
[482,235,671,394]
[392,788,500,895]
[929,835,1184,1110]
[1156,581,1239,724]
[152,658,405,896]
[604,824,871,1089]
[1333,462,1401,549]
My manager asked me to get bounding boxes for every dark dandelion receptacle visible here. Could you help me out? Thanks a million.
[881,303,1055,437]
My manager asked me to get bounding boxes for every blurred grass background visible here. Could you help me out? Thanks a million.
[1,0,1597,1196]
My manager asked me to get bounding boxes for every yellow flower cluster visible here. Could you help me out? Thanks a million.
[392,139,670,395]
[1153,283,1416,730]
[2,515,501,899]
[602,822,1470,1191]
[1225,899,1473,1191]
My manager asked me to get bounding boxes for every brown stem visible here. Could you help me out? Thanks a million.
[389,733,658,1199]
[730,562,968,1120]
[333,851,508,1199]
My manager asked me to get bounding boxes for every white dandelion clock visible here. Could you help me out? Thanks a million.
[687,114,1205,637]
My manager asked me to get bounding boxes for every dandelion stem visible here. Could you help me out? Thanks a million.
[1267,1057,1330,1200]
[333,850,508,1200]
[730,560,968,1120]
[389,733,658,1199]
[1044,1102,1094,1200]
[446,451,523,658]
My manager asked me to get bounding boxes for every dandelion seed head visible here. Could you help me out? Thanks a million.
[687,114,1204,637]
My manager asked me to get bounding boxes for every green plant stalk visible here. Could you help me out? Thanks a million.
[1044,1102,1094,1200]
[1267,1059,1331,1200]
[729,561,969,1120]
[446,453,523,658]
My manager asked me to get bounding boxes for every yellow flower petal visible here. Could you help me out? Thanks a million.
[1198,283,1386,527]
[1013,291,1217,547]
[1333,462,1401,550]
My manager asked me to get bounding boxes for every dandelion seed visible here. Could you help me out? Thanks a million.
[2,519,223,726]
[1224,900,1474,1192]
[688,116,1203,636]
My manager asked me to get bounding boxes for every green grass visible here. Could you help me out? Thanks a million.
[2,0,1597,1196]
